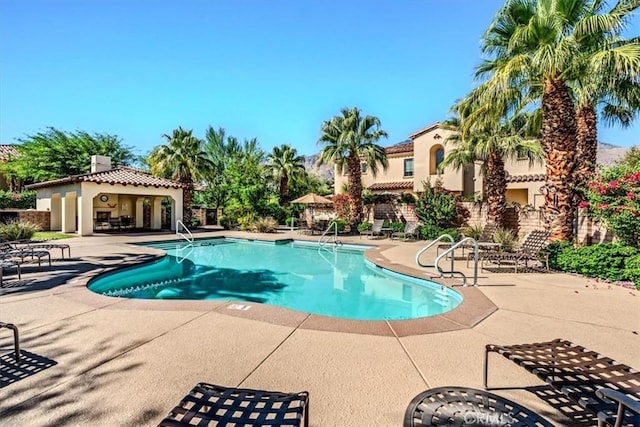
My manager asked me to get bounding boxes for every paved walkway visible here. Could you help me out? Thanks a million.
[0,230,638,426]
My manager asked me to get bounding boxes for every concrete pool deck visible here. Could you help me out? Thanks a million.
[0,229,638,426]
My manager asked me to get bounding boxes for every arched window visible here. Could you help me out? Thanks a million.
[430,145,445,174]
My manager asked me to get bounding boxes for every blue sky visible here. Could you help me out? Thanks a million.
[1,0,638,157]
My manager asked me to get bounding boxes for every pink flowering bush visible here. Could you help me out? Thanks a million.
[583,165,640,248]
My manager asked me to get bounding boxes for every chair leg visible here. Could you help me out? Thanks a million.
[304,399,309,427]
[484,347,490,389]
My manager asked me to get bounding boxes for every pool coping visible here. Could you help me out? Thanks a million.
[70,236,497,337]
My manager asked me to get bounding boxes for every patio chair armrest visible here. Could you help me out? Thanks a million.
[596,388,640,414]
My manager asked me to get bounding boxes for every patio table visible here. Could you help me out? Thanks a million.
[404,386,553,426]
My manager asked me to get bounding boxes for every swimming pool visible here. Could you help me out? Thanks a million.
[88,238,462,321]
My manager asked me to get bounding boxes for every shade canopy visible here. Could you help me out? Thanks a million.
[291,193,333,204]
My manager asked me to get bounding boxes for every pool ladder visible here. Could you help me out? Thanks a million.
[318,221,343,247]
[176,220,194,243]
[175,220,194,263]
[415,235,479,287]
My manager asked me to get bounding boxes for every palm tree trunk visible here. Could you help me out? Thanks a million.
[182,178,193,225]
[541,78,577,242]
[279,175,289,206]
[573,104,598,200]
[346,156,363,227]
[485,151,507,227]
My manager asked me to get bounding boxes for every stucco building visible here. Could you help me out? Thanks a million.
[26,155,184,236]
[334,122,546,207]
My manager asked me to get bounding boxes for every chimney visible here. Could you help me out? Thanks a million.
[91,155,112,173]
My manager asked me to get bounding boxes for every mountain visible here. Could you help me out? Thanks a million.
[303,154,334,180]
[597,142,631,166]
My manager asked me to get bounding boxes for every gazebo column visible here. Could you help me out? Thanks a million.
[77,193,95,236]
[135,198,145,228]
[151,197,163,230]
[50,194,62,231]
[61,192,77,233]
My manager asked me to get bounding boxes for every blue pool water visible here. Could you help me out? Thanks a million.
[88,238,462,320]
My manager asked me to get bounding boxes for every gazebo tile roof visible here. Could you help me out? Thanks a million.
[385,141,414,155]
[0,145,20,161]
[505,173,546,183]
[26,167,183,190]
[408,122,442,140]
[368,181,414,191]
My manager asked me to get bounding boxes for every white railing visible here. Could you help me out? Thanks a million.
[318,221,341,247]
[415,234,455,271]
[176,220,194,243]
[434,237,479,287]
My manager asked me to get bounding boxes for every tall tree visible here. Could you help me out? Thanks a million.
[6,127,135,183]
[148,127,213,224]
[200,126,243,210]
[477,0,640,241]
[266,144,307,206]
[317,107,388,227]
[441,92,543,227]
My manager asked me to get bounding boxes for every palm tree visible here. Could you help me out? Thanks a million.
[572,65,640,197]
[266,144,307,206]
[317,107,388,227]
[148,127,213,224]
[477,0,640,241]
[441,92,543,227]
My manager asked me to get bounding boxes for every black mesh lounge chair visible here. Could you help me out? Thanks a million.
[404,386,553,426]
[16,240,70,259]
[392,222,420,241]
[0,247,51,268]
[159,383,309,427]
[0,322,20,362]
[360,219,384,239]
[485,339,640,427]
[478,229,550,272]
[0,260,21,286]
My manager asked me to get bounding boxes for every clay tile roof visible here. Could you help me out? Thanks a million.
[385,140,413,155]
[26,166,183,190]
[505,173,546,183]
[0,145,20,161]
[408,122,442,140]
[368,181,414,191]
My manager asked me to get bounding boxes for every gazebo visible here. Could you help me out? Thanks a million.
[26,156,184,236]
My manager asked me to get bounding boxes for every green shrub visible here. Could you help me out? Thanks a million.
[418,224,459,241]
[264,200,289,224]
[238,213,257,231]
[414,180,469,232]
[390,222,405,233]
[285,217,298,227]
[253,217,278,233]
[440,227,460,241]
[624,254,640,289]
[332,218,347,232]
[0,220,41,241]
[190,217,201,228]
[0,190,37,209]
[556,243,638,282]
[357,222,372,233]
[492,227,517,252]
[461,224,484,240]
[542,241,574,270]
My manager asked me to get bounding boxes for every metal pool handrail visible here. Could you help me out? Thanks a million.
[176,220,194,243]
[318,221,342,247]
